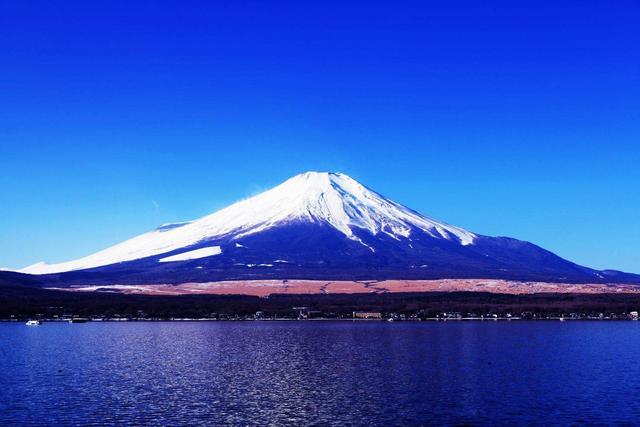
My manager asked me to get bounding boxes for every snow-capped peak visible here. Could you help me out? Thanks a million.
[228,171,476,244]
[20,171,475,274]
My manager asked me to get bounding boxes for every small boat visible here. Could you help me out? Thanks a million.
[68,318,88,323]
[25,320,41,326]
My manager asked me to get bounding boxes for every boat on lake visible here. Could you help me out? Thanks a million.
[25,320,41,326]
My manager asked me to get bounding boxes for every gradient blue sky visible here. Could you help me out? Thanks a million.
[1,1,638,272]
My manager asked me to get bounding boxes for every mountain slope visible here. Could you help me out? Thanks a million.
[21,172,475,274]
[16,172,640,285]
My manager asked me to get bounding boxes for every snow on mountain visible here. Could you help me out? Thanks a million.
[158,246,222,263]
[21,172,476,275]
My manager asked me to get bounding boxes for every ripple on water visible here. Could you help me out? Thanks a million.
[2,321,640,425]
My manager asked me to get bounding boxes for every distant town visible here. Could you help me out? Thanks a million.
[5,303,640,323]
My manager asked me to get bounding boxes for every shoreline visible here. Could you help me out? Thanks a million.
[4,317,640,323]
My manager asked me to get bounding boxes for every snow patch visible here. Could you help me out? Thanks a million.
[158,246,222,263]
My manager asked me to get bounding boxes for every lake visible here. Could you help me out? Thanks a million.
[1,321,640,425]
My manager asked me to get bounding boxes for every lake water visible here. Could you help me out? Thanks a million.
[2,321,640,426]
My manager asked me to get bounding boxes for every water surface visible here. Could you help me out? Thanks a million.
[2,321,640,425]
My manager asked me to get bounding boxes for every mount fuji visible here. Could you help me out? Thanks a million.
[13,172,640,286]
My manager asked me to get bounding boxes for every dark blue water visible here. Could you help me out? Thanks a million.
[2,321,640,426]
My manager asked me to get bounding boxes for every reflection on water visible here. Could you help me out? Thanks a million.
[1,321,640,425]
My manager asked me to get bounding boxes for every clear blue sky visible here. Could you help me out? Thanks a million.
[1,1,638,272]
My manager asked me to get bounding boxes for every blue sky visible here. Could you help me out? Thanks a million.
[1,1,638,272]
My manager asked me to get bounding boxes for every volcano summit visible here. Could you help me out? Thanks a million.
[17,172,640,286]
